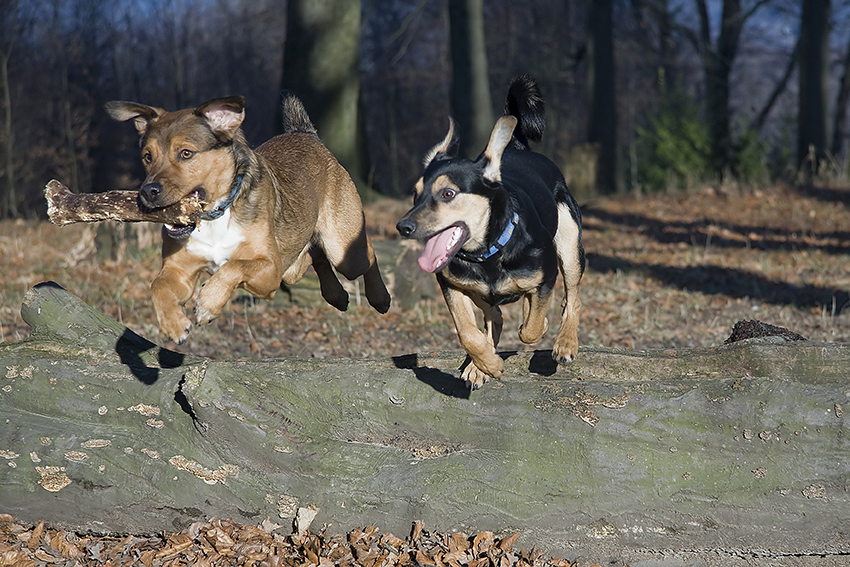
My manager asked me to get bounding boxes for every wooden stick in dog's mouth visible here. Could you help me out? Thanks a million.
[45,179,205,227]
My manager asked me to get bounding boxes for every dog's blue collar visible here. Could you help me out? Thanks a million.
[200,175,244,221]
[457,212,519,262]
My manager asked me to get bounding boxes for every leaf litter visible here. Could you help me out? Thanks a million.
[0,515,583,567]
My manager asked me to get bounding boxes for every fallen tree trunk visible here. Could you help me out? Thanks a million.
[1,282,849,564]
[45,179,203,225]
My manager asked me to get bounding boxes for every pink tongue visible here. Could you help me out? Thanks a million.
[418,226,465,272]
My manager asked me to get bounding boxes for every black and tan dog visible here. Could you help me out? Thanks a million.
[105,92,390,343]
[396,75,584,389]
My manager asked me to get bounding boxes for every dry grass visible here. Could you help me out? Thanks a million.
[1,182,848,361]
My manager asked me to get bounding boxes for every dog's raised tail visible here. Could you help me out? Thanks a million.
[504,74,546,148]
[280,90,318,135]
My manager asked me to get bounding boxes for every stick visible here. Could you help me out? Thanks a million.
[45,179,204,226]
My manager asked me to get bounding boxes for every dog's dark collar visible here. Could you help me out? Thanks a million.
[200,175,244,221]
[457,212,519,262]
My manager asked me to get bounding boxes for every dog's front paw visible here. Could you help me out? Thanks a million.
[461,356,503,390]
[462,363,491,390]
[160,313,192,345]
[195,303,218,326]
[552,336,578,364]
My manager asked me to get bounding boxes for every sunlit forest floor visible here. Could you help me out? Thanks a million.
[1,182,849,565]
[2,182,848,358]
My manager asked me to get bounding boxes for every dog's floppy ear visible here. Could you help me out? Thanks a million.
[195,96,246,138]
[104,101,163,137]
[423,117,459,167]
[481,115,517,183]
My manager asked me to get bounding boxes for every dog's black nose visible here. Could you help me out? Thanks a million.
[140,182,163,206]
[396,218,416,238]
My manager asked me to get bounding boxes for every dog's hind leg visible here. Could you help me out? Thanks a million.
[472,294,503,349]
[518,286,552,344]
[551,202,583,363]
[319,212,391,314]
[441,285,504,389]
[359,240,391,314]
[310,246,349,312]
[279,242,349,310]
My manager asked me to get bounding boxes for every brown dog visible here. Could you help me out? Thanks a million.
[105,93,391,343]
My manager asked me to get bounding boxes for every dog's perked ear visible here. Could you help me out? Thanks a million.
[423,117,460,167]
[194,96,246,139]
[104,101,163,137]
[480,115,517,184]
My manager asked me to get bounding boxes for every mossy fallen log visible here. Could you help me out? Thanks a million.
[1,282,849,562]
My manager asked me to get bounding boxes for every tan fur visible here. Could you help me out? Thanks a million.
[110,98,390,344]
[481,116,517,183]
[441,286,504,389]
[440,266,552,388]
[424,177,491,251]
[422,118,456,168]
[551,202,582,362]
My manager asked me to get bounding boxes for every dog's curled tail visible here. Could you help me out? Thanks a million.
[504,74,546,148]
[280,90,318,135]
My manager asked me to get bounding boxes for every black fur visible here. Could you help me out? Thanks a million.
[401,76,583,305]
[430,149,566,306]
[504,73,546,149]
[397,75,585,387]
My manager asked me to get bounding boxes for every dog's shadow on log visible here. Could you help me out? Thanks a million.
[527,350,558,376]
[393,350,559,399]
[116,329,184,385]
[392,354,471,399]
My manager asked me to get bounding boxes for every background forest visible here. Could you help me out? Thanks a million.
[1,4,849,563]
[2,0,850,219]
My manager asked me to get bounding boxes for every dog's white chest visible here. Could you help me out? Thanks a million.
[185,210,245,271]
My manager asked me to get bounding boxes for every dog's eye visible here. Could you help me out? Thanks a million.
[441,188,456,200]
[180,149,195,160]
[142,151,152,165]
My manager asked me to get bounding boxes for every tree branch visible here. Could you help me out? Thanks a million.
[750,39,799,134]
[44,179,203,226]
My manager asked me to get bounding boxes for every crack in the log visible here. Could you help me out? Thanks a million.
[676,547,850,560]
[175,374,207,434]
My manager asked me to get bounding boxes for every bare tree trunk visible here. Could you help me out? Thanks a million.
[696,0,741,179]
[587,0,618,194]
[60,62,80,194]
[279,0,367,190]
[830,31,850,159]
[1,50,14,219]
[448,0,494,157]
[797,0,831,176]
[655,0,674,92]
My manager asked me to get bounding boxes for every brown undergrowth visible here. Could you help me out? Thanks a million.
[2,183,848,358]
